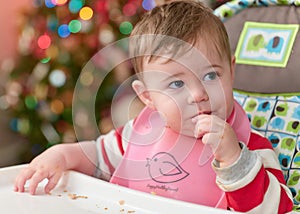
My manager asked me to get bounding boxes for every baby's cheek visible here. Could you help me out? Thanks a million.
[168,111,184,128]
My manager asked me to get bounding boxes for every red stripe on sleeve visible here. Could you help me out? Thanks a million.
[266,168,286,185]
[277,185,294,214]
[101,138,115,175]
[266,168,293,213]
[115,127,125,155]
[226,166,269,212]
[247,132,273,150]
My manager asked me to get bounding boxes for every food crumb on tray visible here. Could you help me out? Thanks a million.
[68,193,88,200]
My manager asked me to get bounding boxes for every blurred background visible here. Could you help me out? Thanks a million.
[0,0,224,167]
[0,0,32,167]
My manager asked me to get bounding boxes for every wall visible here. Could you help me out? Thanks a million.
[0,0,32,65]
[0,0,32,167]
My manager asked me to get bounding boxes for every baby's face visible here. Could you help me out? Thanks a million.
[139,43,235,137]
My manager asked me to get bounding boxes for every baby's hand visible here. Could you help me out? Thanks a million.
[14,145,67,195]
[193,114,241,167]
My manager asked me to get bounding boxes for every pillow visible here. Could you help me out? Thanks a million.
[234,90,300,204]
[214,1,300,208]
[214,2,300,94]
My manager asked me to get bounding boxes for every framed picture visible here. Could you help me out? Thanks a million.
[235,22,299,67]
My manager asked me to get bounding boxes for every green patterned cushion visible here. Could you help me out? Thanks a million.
[234,90,300,205]
[214,1,300,209]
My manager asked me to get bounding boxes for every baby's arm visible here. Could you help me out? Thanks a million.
[14,141,97,195]
[193,115,293,213]
[14,121,131,195]
[215,133,293,213]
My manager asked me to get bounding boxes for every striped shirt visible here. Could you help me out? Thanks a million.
[94,120,293,213]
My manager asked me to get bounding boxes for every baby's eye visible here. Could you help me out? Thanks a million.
[169,80,184,89]
[203,71,218,81]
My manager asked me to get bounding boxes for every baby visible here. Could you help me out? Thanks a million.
[14,1,293,213]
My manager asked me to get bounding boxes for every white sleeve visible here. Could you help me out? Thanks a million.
[93,120,133,181]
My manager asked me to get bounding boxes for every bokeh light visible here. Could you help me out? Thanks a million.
[80,71,94,86]
[33,0,43,8]
[57,51,71,64]
[32,62,49,82]
[41,123,60,144]
[109,8,122,22]
[119,21,133,35]
[58,24,71,38]
[10,118,19,132]
[80,20,92,32]
[40,57,51,63]
[94,0,107,12]
[74,110,89,127]
[142,0,156,11]
[47,15,58,31]
[98,27,115,44]
[50,99,64,114]
[9,118,30,134]
[49,69,66,87]
[34,84,49,100]
[0,96,9,110]
[123,3,137,17]
[45,0,56,8]
[10,0,147,161]
[18,119,30,135]
[68,20,82,33]
[7,81,22,98]
[25,95,38,110]
[69,0,84,13]
[46,45,59,59]
[53,0,68,6]
[79,7,93,21]
[37,34,51,49]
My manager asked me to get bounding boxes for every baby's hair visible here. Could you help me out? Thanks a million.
[129,0,231,74]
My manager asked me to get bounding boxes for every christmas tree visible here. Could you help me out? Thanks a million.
[4,0,223,163]
[5,0,156,162]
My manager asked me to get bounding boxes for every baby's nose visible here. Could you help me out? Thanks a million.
[187,87,208,104]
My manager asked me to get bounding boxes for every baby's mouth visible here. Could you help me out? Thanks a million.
[196,111,212,116]
[191,111,212,121]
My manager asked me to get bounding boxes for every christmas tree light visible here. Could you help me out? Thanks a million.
[5,0,145,162]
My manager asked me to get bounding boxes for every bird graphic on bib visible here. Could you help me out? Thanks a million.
[146,152,190,183]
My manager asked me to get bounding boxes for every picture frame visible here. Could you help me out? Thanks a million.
[235,22,299,67]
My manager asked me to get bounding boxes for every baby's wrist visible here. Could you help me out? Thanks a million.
[214,142,242,168]
[212,142,258,189]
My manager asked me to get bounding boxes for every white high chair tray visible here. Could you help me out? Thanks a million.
[0,164,233,214]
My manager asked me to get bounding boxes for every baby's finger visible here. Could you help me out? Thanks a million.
[194,123,208,138]
[194,116,213,138]
[14,168,35,192]
[202,132,223,146]
[44,172,62,194]
[29,170,49,195]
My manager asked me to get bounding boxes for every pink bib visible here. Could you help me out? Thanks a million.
[110,101,250,209]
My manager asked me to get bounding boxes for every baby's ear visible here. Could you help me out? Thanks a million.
[132,80,155,109]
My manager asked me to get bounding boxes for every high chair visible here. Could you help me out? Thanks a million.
[214,0,300,210]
